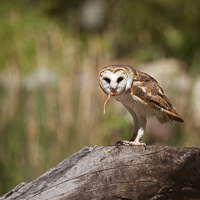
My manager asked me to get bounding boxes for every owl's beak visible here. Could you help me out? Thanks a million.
[110,88,118,96]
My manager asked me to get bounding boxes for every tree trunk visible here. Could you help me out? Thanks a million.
[1,146,200,200]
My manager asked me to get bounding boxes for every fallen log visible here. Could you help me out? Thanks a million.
[1,146,200,200]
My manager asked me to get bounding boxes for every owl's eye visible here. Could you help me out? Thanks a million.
[104,78,110,84]
[117,77,124,83]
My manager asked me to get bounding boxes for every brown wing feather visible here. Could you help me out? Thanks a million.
[131,71,184,123]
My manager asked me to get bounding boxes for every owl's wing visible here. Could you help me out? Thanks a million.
[131,72,184,122]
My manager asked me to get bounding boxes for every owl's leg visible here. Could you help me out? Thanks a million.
[129,116,146,146]
[116,113,147,146]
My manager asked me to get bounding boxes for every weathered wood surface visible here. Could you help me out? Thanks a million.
[1,146,200,200]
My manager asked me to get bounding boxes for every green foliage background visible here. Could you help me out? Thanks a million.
[0,0,200,196]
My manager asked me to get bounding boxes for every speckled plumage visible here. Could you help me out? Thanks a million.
[99,65,184,146]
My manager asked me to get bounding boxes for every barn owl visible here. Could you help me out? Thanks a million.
[99,65,184,146]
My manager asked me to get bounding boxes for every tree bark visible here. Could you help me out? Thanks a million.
[1,146,200,200]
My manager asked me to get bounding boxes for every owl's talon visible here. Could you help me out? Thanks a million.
[139,139,145,144]
[116,140,146,148]
[116,141,128,146]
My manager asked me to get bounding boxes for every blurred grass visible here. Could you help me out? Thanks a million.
[0,0,200,196]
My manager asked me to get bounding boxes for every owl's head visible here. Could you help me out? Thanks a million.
[99,65,134,96]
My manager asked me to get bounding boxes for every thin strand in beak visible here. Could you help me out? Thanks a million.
[103,93,111,114]
[103,92,117,114]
